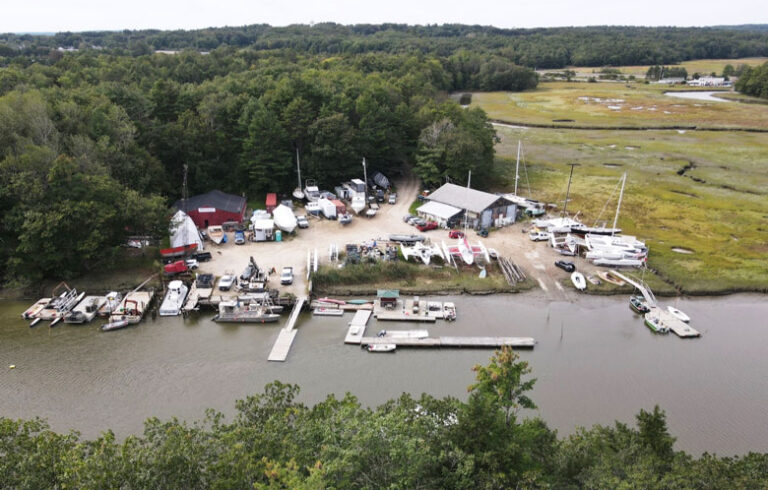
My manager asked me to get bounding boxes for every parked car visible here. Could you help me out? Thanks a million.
[376,189,385,203]
[185,258,199,270]
[240,264,255,281]
[555,260,576,273]
[388,193,397,204]
[194,251,212,262]
[448,230,465,239]
[529,231,551,242]
[403,214,415,223]
[218,274,235,291]
[280,267,294,285]
[297,215,309,229]
[411,218,427,227]
[416,221,438,232]
[234,230,245,245]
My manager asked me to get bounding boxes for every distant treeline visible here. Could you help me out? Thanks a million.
[735,62,768,98]
[2,349,767,488]
[3,24,768,68]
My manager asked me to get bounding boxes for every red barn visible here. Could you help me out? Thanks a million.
[175,190,247,229]
[265,193,277,213]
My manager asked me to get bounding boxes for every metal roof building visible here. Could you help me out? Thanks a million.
[416,201,463,226]
[425,183,516,229]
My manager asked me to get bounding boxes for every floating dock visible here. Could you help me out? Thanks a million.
[373,298,437,322]
[344,310,372,344]
[182,282,199,312]
[361,336,536,349]
[268,296,306,362]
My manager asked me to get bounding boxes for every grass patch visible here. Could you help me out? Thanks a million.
[472,81,768,130]
[313,261,530,295]
[560,57,768,78]
[492,125,768,294]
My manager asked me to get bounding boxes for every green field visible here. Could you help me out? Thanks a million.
[472,82,768,129]
[564,57,768,77]
[491,125,768,293]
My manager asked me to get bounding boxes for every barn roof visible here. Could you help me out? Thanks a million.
[175,190,246,214]
[416,200,462,220]
[426,183,509,214]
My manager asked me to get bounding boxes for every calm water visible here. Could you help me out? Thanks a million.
[1,293,767,455]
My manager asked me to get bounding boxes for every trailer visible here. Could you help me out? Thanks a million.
[318,198,337,219]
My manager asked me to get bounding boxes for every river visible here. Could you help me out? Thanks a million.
[1,293,767,455]
[664,91,732,103]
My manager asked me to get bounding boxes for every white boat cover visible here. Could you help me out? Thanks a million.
[272,204,297,233]
[251,218,274,231]
[169,210,203,250]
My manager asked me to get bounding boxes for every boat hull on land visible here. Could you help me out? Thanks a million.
[570,272,587,291]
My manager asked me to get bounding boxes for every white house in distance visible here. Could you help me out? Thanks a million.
[417,183,517,230]
[687,76,731,87]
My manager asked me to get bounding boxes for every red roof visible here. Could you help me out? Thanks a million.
[266,193,277,206]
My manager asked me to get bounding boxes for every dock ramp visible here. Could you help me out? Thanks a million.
[268,296,306,362]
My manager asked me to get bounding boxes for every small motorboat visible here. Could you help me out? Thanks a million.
[644,311,669,334]
[666,306,691,323]
[317,297,346,305]
[339,213,353,225]
[443,302,457,321]
[629,295,651,314]
[313,307,344,316]
[98,291,122,317]
[101,318,131,332]
[367,344,396,353]
[22,298,51,320]
[570,272,587,291]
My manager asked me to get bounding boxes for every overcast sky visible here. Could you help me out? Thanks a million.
[2,0,766,33]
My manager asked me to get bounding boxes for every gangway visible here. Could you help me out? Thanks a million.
[610,270,657,307]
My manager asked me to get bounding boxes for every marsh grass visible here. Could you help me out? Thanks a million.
[473,82,768,129]
[493,125,768,293]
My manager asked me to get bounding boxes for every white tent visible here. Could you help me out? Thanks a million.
[169,210,204,250]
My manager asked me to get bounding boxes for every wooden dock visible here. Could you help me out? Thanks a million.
[373,298,438,322]
[182,282,199,312]
[360,336,536,349]
[268,296,307,362]
[344,310,372,344]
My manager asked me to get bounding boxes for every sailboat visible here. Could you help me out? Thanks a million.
[571,172,626,236]
[292,148,304,200]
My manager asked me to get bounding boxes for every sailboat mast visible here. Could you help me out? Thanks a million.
[514,140,521,196]
[463,170,471,230]
[611,172,626,236]
[362,158,368,202]
[561,163,579,219]
[296,148,302,189]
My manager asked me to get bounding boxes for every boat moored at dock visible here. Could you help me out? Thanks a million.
[159,280,189,316]
[22,298,51,320]
[98,292,122,317]
[110,290,155,325]
[629,295,651,314]
[64,296,107,324]
[212,301,280,323]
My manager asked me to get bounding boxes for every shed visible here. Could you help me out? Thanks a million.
[265,193,277,213]
[416,201,462,227]
[377,289,400,308]
[175,190,247,229]
[426,183,516,230]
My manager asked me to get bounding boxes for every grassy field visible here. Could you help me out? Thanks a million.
[553,57,768,77]
[491,125,768,293]
[472,81,768,130]
[313,261,532,295]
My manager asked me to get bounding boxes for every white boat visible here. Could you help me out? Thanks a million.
[591,257,645,267]
[367,344,396,353]
[458,238,474,265]
[667,306,691,323]
[339,213,353,225]
[22,298,51,320]
[64,295,107,324]
[313,307,344,316]
[570,272,587,291]
[207,225,225,245]
[213,301,280,323]
[350,195,366,214]
[110,290,155,324]
[98,291,122,317]
[37,289,85,326]
[273,204,297,233]
[443,302,456,321]
[427,302,444,318]
[303,179,320,202]
[644,310,670,334]
[159,280,189,316]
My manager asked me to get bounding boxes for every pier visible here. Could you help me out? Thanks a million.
[361,336,536,349]
[344,310,372,344]
[268,296,306,362]
[373,298,438,322]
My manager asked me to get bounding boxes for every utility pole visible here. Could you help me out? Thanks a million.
[561,163,580,219]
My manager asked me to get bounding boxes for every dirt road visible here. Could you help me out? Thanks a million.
[197,174,593,300]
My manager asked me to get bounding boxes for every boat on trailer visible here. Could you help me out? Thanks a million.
[207,225,225,245]
[64,296,107,324]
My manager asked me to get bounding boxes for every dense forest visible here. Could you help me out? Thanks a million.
[735,62,768,98]
[0,38,534,283]
[2,348,767,488]
[3,24,768,68]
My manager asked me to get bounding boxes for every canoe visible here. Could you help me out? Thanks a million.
[570,272,587,291]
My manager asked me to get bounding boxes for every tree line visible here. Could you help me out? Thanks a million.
[735,62,768,98]
[1,348,766,488]
[3,24,768,69]
[0,46,523,283]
